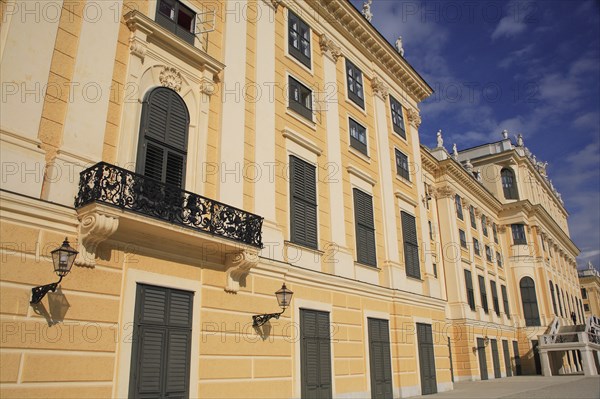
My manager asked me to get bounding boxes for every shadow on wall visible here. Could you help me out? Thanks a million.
[31,287,70,326]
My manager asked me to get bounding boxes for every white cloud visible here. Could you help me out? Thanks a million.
[573,112,600,130]
[491,16,527,40]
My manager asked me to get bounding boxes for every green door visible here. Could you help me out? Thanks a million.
[300,309,332,398]
[417,323,437,395]
[368,318,393,398]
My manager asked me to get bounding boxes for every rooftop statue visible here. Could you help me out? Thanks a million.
[436,129,443,148]
[395,36,404,56]
[362,0,373,22]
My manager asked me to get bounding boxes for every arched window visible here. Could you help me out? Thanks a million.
[549,281,558,316]
[137,87,190,188]
[520,277,540,326]
[501,168,519,200]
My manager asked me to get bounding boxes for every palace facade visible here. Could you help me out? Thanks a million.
[0,0,590,397]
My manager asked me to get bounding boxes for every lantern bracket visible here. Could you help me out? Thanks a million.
[252,310,285,328]
[31,276,63,304]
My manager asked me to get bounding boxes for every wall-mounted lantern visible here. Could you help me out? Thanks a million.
[30,238,78,304]
[472,336,490,353]
[252,283,293,327]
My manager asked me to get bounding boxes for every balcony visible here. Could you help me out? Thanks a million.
[74,162,263,292]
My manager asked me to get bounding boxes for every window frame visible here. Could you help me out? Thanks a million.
[501,168,519,200]
[485,245,493,262]
[288,75,313,121]
[464,269,476,311]
[491,280,500,316]
[501,284,510,318]
[353,188,377,267]
[459,229,467,248]
[395,149,410,181]
[482,215,488,236]
[389,95,406,138]
[349,117,368,156]
[478,275,488,313]
[287,10,312,69]
[493,223,498,244]
[496,251,503,268]
[469,206,476,229]
[345,59,365,109]
[473,238,481,256]
[155,0,197,45]
[455,195,463,220]
[289,155,318,249]
[511,224,527,245]
[402,211,421,280]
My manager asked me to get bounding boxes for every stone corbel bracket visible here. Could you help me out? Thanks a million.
[225,250,259,293]
[75,209,119,267]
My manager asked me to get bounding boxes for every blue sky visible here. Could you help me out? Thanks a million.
[349,0,600,270]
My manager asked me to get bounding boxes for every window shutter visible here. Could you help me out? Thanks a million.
[130,284,193,399]
[354,189,376,266]
[138,87,189,188]
[401,211,420,279]
[301,309,332,398]
[290,156,318,249]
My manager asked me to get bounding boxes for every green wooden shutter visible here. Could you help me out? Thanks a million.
[401,211,420,279]
[464,270,475,310]
[137,87,189,188]
[477,338,488,380]
[368,318,392,399]
[491,339,501,378]
[290,156,318,249]
[491,281,500,316]
[130,284,193,399]
[502,340,512,377]
[354,189,376,266]
[478,275,488,312]
[501,285,510,318]
[417,323,437,395]
[301,309,332,398]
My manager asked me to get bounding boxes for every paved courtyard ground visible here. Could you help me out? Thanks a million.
[413,375,600,399]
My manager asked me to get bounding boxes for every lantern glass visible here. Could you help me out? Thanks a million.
[51,238,78,277]
[275,283,293,309]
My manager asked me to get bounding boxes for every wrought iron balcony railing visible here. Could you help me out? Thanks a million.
[75,162,263,248]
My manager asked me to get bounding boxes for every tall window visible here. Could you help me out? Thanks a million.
[288,76,313,120]
[549,281,558,315]
[389,95,405,137]
[290,156,318,249]
[464,270,475,311]
[288,11,311,67]
[402,211,421,279]
[473,238,480,256]
[501,285,510,318]
[395,149,410,180]
[482,215,488,236]
[428,221,434,241]
[556,284,564,317]
[459,229,467,248]
[501,168,519,199]
[511,224,527,245]
[137,87,190,188]
[496,252,503,268]
[346,59,364,108]
[349,118,368,155]
[455,195,463,220]
[129,284,193,398]
[520,277,541,326]
[493,223,498,243]
[485,245,493,262]
[581,288,587,299]
[469,206,476,229]
[156,0,196,45]
[491,281,500,316]
[354,189,376,267]
[479,275,488,313]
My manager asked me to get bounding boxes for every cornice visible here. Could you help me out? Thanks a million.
[304,0,433,103]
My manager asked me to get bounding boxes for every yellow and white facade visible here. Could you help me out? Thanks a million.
[0,0,587,397]
[579,264,600,318]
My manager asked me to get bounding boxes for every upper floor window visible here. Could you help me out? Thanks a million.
[290,156,318,249]
[541,236,546,251]
[549,281,558,315]
[479,275,488,313]
[473,238,481,256]
[346,60,364,108]
[464,269,476,311]
[459,229,467,248]
[288,11,311,68]
[501,168,519,200]
[288,76,313,121]
[491,281,500,316]
[501,284,510,318]
[402,211,421,279]
[485,245,493,262]
[482,215,488,236]
[395,149,410,180]
[511,224,527,245]
[496,251,503,268]
[137,87,190,188]
[428,220,434,241]
[455,194,463,220]
[156,0,196,45]
[389,95,405,138]
[582,288,587,299]
[469,206,476,229]
[353,189,376,267]
[493,223,498,243]
[520,277,541,326]
[349,118,368,156]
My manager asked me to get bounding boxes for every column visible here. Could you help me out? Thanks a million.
[254,0,284,260]
[539,349,552,376]
[219,0,248,209]
[319,34,354,277]
[370,76,401,288]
